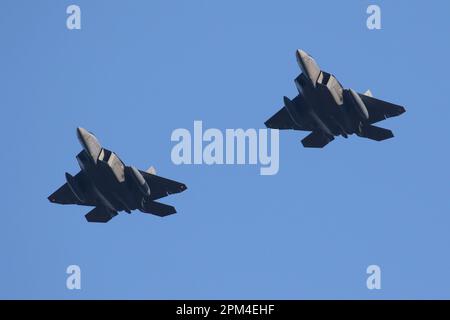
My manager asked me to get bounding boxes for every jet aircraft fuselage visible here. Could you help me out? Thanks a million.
[49,128,187,223]
[265,50,406,148]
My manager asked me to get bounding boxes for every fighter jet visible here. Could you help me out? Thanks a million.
[265,50,406,148]
[48,128,187,223]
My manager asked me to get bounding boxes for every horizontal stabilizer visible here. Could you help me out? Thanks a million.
[359,125,394,141]
[140,200,177,217]
[301,131,334,148]
[85,207,118,223]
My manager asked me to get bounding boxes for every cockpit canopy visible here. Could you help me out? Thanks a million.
[98,149,125,182]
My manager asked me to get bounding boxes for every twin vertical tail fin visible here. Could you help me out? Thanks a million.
[364,90,373,97]
[146,166,156,175]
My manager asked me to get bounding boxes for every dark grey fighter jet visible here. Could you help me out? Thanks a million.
[48,128,187,223]
[265,50,406,148]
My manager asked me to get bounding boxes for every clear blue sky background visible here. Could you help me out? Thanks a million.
[1,0,449,299]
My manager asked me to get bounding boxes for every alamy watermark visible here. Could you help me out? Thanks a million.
[366,265,381,290]
[66,265,81,290]
[66,5,81,30]
[171,121,279,175]
[367,5,381,30]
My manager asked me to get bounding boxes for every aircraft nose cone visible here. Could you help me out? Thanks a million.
[76,127,102,163]
[76,127,89,141]
[76,127,97,146]
[295,49,320,85]
[296,49,308,62]
[76,127,92,150]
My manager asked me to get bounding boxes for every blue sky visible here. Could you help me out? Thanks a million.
[1,0,450,299]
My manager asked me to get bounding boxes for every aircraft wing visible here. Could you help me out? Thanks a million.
[265,95,312,131]
[139,171,187,201]
[48,171,97,206]
[358,93,406,124]
[265,106,295,129]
